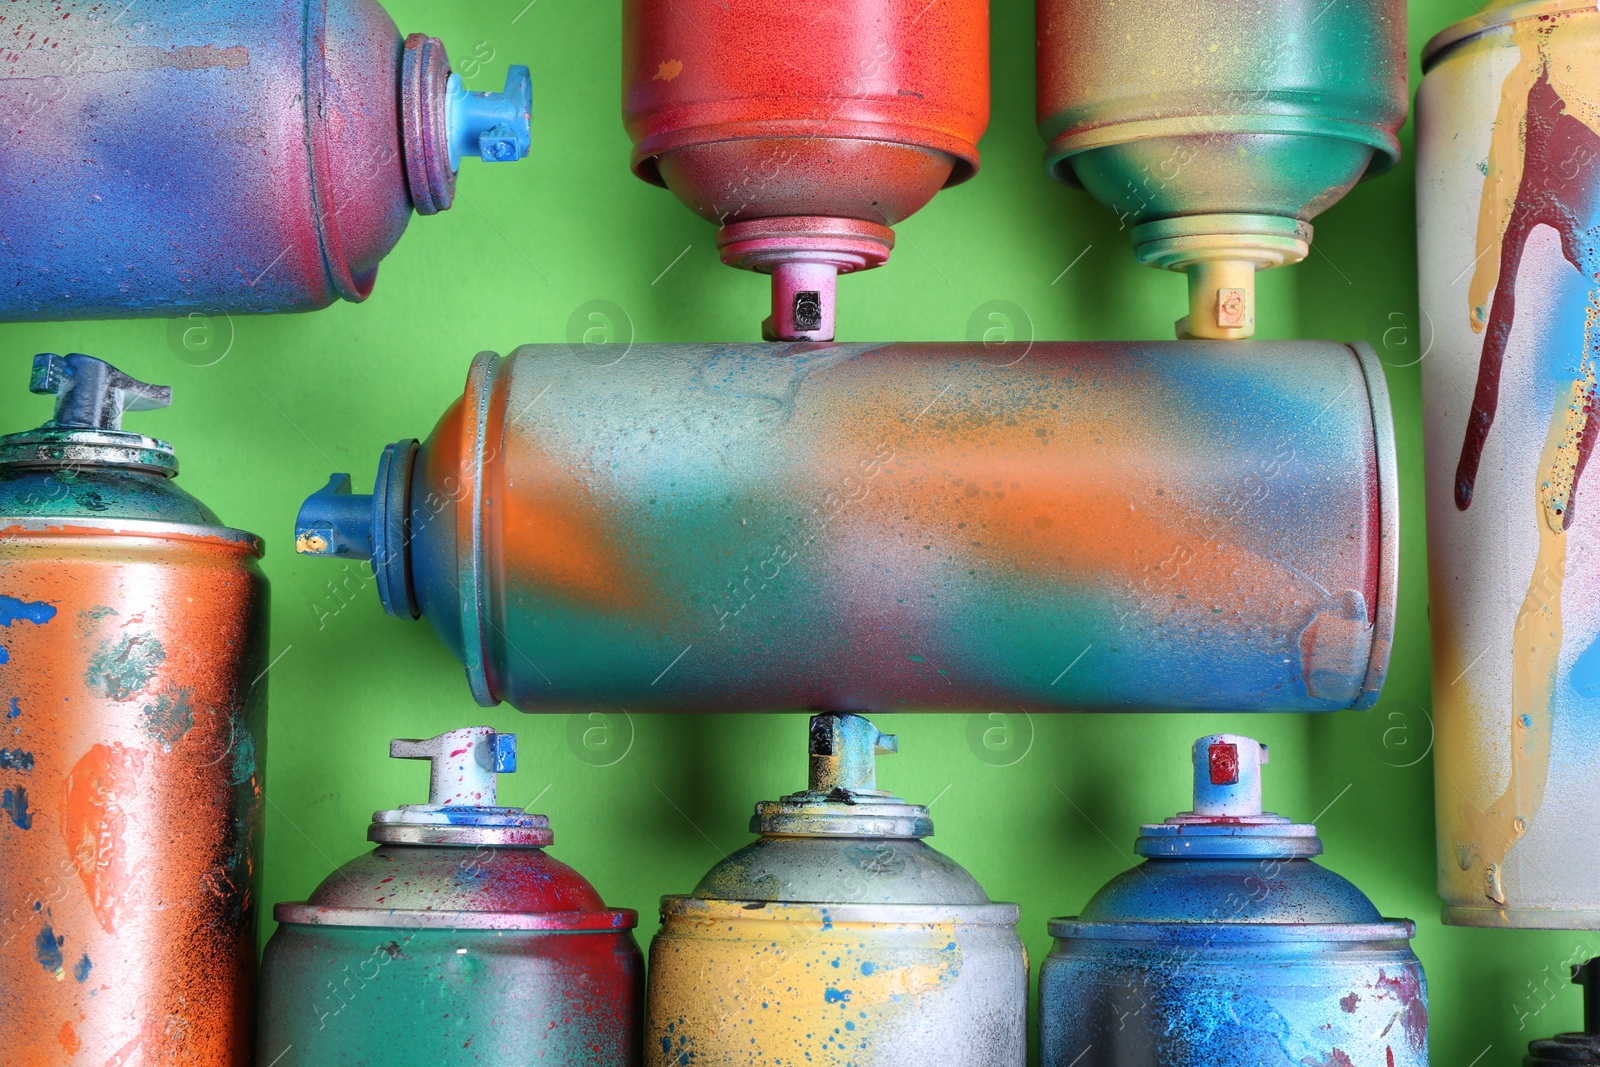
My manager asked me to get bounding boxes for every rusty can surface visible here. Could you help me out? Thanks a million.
[1417,0,1600,929]
[1036,0,1407,338]
[0,0,531,321]
[257,728,643,1066]
[297,341,1397,714]
[622,0,989,340]
[0,355,269,1064]
[646,713,1027,1066]
[1039,735,1429,1067]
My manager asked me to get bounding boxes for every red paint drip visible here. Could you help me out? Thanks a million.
[1456,67,1600,511]
[1567,384,1600,529]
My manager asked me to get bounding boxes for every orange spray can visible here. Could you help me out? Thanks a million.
[0,354,269,1064]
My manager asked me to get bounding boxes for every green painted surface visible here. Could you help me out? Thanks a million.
[0,2,1590,1062]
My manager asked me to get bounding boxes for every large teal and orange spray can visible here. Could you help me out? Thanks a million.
[1418,0,1600,929]
[256,727,643,1065]
[0,354,269,1065]
[295,341,1398,713]
[646,712,1026,1065]
[1037,0,1408,338]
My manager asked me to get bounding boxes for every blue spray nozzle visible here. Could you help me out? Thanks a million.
[295,474,375,559]
[30,353,170,432]
[296,441,420,620]
[446,65,532,170]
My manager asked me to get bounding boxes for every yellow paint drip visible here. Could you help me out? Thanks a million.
[1463,358,1594,906]
[1467,15,1600,331]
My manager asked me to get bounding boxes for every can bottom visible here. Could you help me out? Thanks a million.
[1443,905,1600,931]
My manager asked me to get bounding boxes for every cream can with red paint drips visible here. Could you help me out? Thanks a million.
[1417,0,1600,928]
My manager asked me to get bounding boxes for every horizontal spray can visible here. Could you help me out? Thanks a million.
[0,0,531,320]
[295,341,1397,713]
[256,727,643,1066]
[1036,0,1407,338]
[646,712,1026,1066]
[0,354,269,1064]
[622,0,988,340]
[1039,734,1429,1067]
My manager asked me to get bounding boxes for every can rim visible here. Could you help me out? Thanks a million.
[273,902,638,931]
[1046,918,1417,942]
[1423,0,1598,71]
[0,516,264,557]
[1350,340,1400,711]
[659,896,1021,925]
[1442,904,1600,929]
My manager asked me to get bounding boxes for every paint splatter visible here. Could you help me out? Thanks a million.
[63,743,147,934]
[229,726,257,786]
[140,688,194,750]
[1303,1051,1355,1067]
[86,632,166,701]
[58,1021,80,1054]
[1572,633,1600,697]
[823,987,852,1004]
[5,697,18,718]
[655,58,684,81]
[0,748,33,770]
[3,785,32,829]
[35,923,63,977]
[78,605,118,632]
[1460,363,1591,903]
[1375,968,1429,1052]
[0,594,58,628]
[1340,992,1360,1013]
[74,951,92,982]
[1457,18,1600,512]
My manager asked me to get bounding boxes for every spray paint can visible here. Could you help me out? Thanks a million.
[645,712,1026,1066]
[0,0,532,321]
[1417,0,1600,929]
[1036,0,1407,338]
[622,0,988,340]
[1527,959,1600,1065]
[292,341,1398,713]
[0,354,269,1064]
[257,726,643,1066]
[1039,734,1429,1067]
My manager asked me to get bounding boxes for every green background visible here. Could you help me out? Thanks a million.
[2,1,1593,1063]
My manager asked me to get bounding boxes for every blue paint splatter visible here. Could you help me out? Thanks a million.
[35,925,63,975]
[861,961,876,976]
[1572,635,1600,697]
[2,786,31,829]
[229,728,257,786]
[824,987,852,1004]
[74,952,92,983]
[5,698,18,718]
[0,749,33,771]
[0,595,57,628]
[141,689,194,751]
[0,648,7,665]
